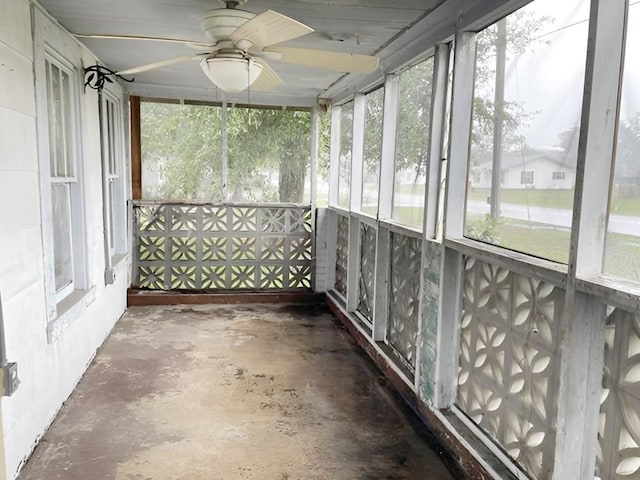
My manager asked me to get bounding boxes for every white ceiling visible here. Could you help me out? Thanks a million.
[36,0,446,106]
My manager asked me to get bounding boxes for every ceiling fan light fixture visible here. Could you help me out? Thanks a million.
[200,56,263,92]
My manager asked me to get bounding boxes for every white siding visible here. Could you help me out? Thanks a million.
[0,2,130,479]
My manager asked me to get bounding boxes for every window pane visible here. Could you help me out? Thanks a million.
[227,107,311,203]
[52,183,73,292]
[338,102,353,208]
[141,102,223,201]
[107,100,117,176]
[47,62,65,177]
[362,88,384,215]
[464,0,589,262]
[392,58,434,229]
[605,2,640,280]
[61,69,74,177]
[108,179,117,249]
[45,62,58,176]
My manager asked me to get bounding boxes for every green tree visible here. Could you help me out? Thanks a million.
[227,107,311,202]
[394,58,433,179]
[141,102,222,201]
[141,102,312,203]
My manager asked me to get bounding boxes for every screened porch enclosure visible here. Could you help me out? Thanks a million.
[8,0,640,479]
[124,0,640,477]
[130,99,323,293]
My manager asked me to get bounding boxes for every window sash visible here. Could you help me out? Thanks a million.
[45,59,76,181]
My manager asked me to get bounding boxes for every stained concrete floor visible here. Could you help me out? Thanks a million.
[18,304,459,480]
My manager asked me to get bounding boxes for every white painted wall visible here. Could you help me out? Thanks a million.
[0,2,130,478]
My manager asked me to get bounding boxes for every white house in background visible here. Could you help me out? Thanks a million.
[469,151,576,190]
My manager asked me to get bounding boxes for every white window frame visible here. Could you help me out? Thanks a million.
[101,91,127,266]
[34,9,89,322]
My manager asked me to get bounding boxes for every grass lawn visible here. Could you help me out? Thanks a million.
[388,204,640,281]
[467,216,640,281]
[468,189,575,210]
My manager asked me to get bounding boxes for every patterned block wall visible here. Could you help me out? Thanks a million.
[357,222,376,323]
[387,232,422,368]
[334,214,349,298]
[133,203,312,291]
[456,257,563,479]
[598,308,640,479]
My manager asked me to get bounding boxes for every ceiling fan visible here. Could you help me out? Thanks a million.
[75,0,379,93]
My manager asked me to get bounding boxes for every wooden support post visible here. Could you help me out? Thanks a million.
[329,106,341,208]
[373,226,390,341]
[435,32,477,409]
[378,75,400,221]
[129,96,141,200]
[424,44,451,240]
[553,0,627,478]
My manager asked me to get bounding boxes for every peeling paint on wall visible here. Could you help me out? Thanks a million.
[418,239,442,405]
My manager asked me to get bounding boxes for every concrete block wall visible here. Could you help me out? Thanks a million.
[0,2,130,478]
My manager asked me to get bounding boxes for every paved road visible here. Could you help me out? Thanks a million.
[468,200,640,236]
[393,193,640,236]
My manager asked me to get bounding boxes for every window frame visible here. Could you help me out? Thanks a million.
[34,28,89,321]
[101,90,128,269]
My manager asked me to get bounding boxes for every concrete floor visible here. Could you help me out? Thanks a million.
[18,304,459,480]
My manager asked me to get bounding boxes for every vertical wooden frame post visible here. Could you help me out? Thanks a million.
[553,0,627,478]
[346,94,366,311]
[378,75,399,221]
[310,107,320,291]
[373,225,390,341]
[328,105,341,208]
[130,96,142,200]
[424,44,451,240]
[416,43,452,391]
[435,32,477,409]
[310,106,319,210]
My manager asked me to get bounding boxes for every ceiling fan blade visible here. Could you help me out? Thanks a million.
[264,46,379,74]
[230,10,313,50]
[250,58,285,91]
[116,53,207,75]
[74,33,213,49]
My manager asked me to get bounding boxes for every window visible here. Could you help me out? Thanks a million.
[392,57,434,229]
[520,171,534,185]
[464,0,590,262]
[361,88,384,215]
[552,171,565,180]
[44,57,83,301]
[338,102,353,208]
[102,93,125,260]
[605,1,640,281]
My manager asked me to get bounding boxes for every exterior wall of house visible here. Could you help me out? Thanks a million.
[0,2,130,478]
[473,156,575,190]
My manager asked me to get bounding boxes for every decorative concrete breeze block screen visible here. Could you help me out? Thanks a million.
[598,308,640,479]
[456,257,562,479]
[357,222,376,323]
[334,214,349,298]
[132,203,312,291]
[387,231,422,369]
